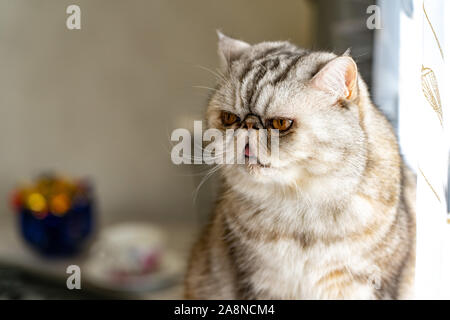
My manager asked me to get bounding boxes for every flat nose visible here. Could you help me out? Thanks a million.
[242,115,262,130]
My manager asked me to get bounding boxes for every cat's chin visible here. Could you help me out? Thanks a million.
[224,163,289,185]
[223,160,309,186]
[242,165,273,178]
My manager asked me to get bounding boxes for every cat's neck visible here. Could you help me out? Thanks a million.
[223,165,358,209]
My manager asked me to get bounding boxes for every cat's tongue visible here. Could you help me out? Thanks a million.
[245,144,253,157]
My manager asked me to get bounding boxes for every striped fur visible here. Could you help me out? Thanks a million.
[185,36,416,300]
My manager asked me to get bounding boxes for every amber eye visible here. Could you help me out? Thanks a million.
[270,119,293,131]
[221,111,239,126]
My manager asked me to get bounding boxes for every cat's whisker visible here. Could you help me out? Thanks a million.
[195,65,229,85]
[193,85,219,92]
[192,164,223,204]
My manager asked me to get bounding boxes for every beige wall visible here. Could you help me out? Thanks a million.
[0,0,316,224]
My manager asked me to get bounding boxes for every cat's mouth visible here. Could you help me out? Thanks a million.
[244,144,270,168]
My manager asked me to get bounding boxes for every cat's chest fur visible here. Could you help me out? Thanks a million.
[243,235,373,299]
[223,196,379,299]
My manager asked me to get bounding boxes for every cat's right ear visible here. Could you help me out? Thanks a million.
[311,56,358,100]
[217,31,251,72]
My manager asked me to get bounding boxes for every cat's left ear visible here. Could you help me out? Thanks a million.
[311,56,358,100]
[217,31,251,72]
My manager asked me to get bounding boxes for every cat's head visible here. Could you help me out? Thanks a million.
[206,32,367,194]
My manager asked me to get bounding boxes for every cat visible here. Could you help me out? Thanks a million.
[184,32,416,300]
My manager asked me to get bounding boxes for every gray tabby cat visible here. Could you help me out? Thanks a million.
[185,33,416,299]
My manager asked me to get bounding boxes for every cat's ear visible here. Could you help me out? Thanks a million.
[311,56,358,100]
[217,31,251,71]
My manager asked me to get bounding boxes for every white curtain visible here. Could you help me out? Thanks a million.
[396,0,449,299]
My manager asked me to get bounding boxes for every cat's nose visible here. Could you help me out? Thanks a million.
[242,115,262,130]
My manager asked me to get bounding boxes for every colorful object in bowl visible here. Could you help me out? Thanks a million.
[10,173,95,257]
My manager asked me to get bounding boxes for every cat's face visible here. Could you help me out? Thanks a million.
[206,33,367,191]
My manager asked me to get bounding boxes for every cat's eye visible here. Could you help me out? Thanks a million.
[270,118,293,131]
[221,111,239,126]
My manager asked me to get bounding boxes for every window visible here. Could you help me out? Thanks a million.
[374,0,450,299]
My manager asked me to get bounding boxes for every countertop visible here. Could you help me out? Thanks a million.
[0,213,199,299]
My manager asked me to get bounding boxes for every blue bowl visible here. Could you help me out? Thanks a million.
[19,201,94,257]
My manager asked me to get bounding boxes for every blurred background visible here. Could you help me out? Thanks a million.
[0,0,384,299]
